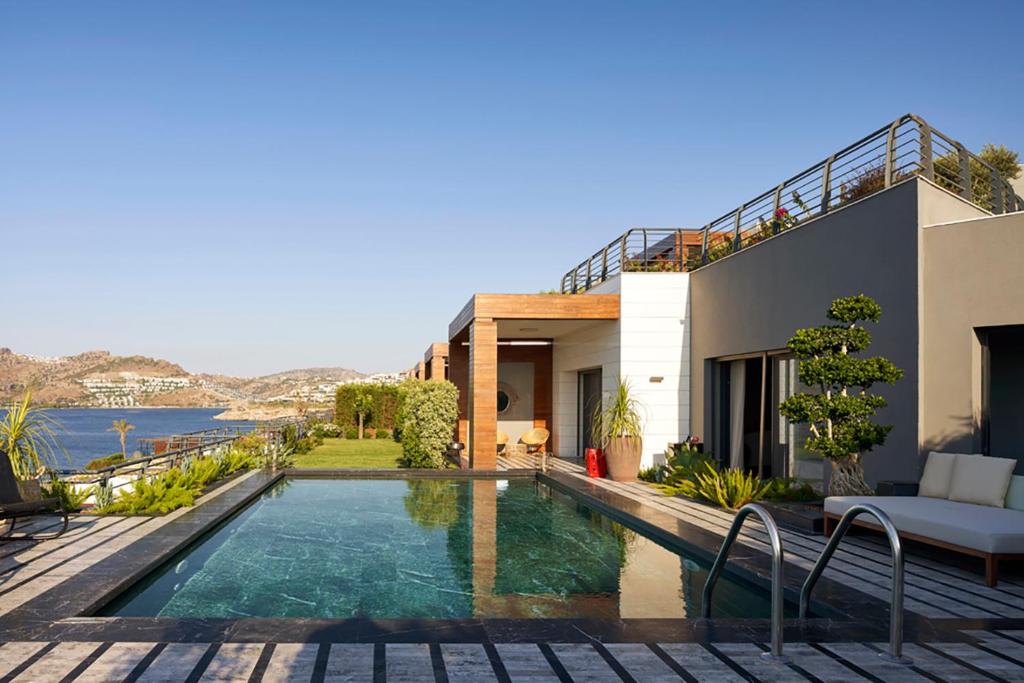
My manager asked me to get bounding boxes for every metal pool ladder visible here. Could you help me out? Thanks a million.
[799,503,911,665]
[701,503,786,663]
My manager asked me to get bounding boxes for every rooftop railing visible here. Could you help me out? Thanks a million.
[559,228,702,293]
[560,114,1023,293]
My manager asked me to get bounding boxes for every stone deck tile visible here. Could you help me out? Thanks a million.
[712,643,808,682]
[897,643,1003,681]
[656,643,745,682]
[775,643,869,682]
[493,643,559,682]
[602,643,682,682]
[261,643,319,683]
[135,642,212,683]
[440,643,499,682]
[0,642,49,678]
[934,640,1024,681]
[818,643,931,682]
[547,643,621,683]
[324,643,374,683]
[199,642,264,681]
[75,642,159,683]
[384,644,434,683]
[10,641,102,683]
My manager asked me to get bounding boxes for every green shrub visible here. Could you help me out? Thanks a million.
[681,463,773,511]
[397,380,459,468]
[344,427,358,439]
[99,469,198,515]
[335,383,402,431]
[375,428,391,440]
[311,422,341,438]
[762,477,820,503]
[41,476,94,512]
[638,465,660,483]
[85,453,126,471]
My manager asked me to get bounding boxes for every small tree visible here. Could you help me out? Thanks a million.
[352,389,373,439]
[778,295,904,496]
[108,419,136,458]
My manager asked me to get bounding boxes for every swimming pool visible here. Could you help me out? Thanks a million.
[102,478,776,620]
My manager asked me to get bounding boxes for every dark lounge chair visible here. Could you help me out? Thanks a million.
[0,450,69,541]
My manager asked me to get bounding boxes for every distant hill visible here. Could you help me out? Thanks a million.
[0,348,366,407]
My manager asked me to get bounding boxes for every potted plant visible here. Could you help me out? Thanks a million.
[594,378,644,481]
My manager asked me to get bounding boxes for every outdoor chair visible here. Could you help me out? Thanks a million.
[497,431,510,453]
[520,428,551,471]
[0,451,69,542]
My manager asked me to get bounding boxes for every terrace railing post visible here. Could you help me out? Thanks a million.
[701,225,709,265]
[772,184,783,234]
[676,229,683,271]
[957,144,972,201]
[601,245,609,280]
[917,118,934,181]
[732,207,743,253]
[883,120,899,187]
[991,171,1005,214]
[642,229,648,269]
[620,232,628,272]
[585,257,592,289]
[570,269,578,294]
[820,155,834,214]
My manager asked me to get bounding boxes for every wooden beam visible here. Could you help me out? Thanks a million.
[449,293,619,340]
[469,319,498,469]
[448,335,470,452]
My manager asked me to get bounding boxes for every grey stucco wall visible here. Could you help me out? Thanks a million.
[921,209,1024,458]
[689,179,923,485]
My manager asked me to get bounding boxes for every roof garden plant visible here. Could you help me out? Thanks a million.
[1,390,68,479]
[778,294,903,497]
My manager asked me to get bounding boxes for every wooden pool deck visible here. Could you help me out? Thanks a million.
[1,463,1023,680]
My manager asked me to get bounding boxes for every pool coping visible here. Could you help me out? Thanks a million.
[1,467,1015,644]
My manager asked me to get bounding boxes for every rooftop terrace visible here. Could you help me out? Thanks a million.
[561,114,1024,293]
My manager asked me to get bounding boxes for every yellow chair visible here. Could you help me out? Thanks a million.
[497,431,510,453]
[520,428,551,471]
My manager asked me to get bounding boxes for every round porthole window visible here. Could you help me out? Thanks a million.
[497,390,510,413]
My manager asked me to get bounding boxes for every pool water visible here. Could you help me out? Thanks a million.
[102,478,775,620]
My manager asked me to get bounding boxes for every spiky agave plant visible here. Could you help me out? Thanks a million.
[1,390,68,479]
[690,463,773,511]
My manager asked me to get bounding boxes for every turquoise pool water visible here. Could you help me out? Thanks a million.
[102,478,774,619]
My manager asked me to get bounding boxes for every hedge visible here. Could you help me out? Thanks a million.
[335,383,402,431]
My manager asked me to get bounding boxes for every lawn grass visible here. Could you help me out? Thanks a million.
[293,437,403,469]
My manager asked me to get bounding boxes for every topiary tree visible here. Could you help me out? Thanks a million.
[778,294,904,496]
[397,380,459,468]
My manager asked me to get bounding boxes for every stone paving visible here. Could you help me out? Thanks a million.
[1,633,1023,681]
[3,464,1024,680]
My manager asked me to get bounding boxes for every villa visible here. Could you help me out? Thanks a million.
[427,114,1024,492]
[3,113,1024,681]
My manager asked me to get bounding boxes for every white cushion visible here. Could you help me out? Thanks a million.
[825,496,1024,554]
[948,455,1016,508]
[917,451,961,499]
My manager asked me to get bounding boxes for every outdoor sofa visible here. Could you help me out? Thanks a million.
[825,452,1024,586]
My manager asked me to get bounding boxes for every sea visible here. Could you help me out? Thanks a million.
[37,408,254,470]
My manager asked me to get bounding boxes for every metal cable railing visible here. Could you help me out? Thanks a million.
[559,228,702,293]
[559,114,1023,293]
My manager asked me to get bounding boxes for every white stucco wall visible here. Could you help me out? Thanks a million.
[551,272,690,468]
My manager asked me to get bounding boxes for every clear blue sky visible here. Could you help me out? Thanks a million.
[2,1,1021,377]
